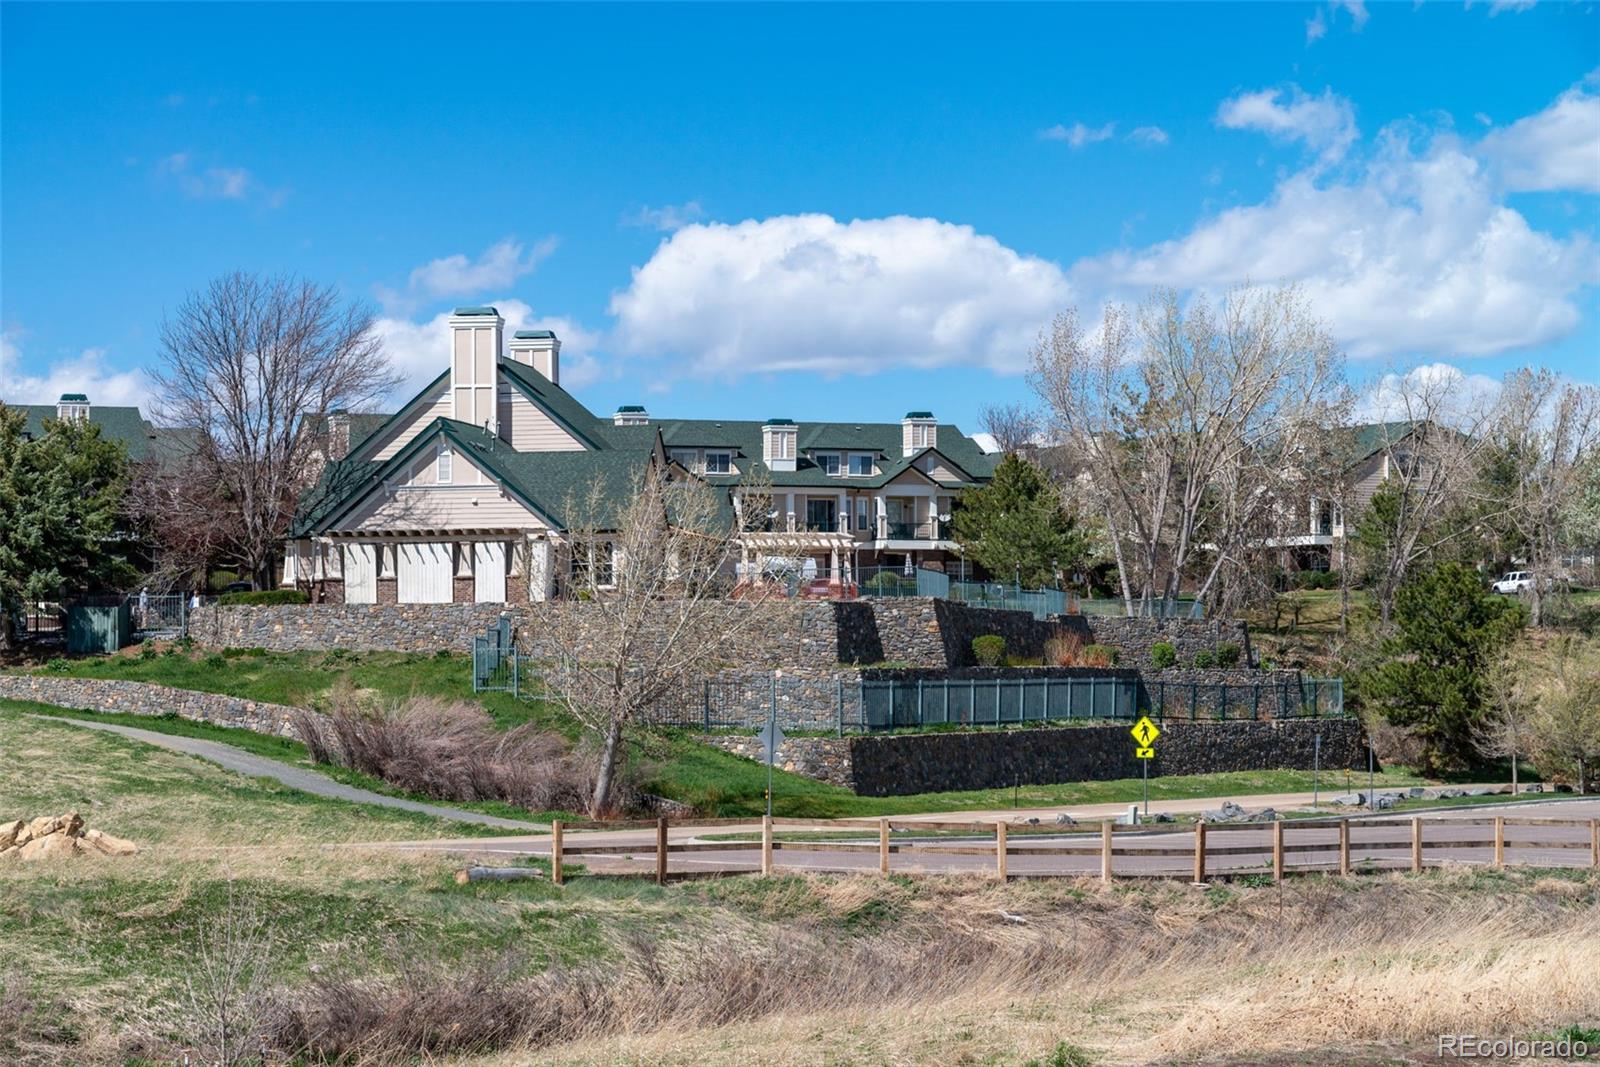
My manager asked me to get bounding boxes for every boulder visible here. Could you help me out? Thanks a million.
[1329,794,1363,806]
[1523,783,1544,794]
[1151,812,1175,823]
[17,833,80,860]
[25,815,62,839]
[82,829,138,857]
[1374,795,1396,810]
[0,819,21,851]
[1054,813,1077,827]
[1249,808,1279,823]
[1406,787,1426,799]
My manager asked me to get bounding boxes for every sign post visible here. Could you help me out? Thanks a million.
[757,717,786,821]
[1130,715,1161,819]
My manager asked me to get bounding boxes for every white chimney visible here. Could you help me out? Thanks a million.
[449,306,503,432]
[762,419,798,472]
[901,411,937,456]
[507,329,560,385]
[613,405,650,426]
[56,393,90,423]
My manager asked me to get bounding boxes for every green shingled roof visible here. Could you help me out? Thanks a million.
[452,305,500,316]
[16,403,168,464]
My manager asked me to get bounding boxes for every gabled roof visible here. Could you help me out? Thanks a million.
[496,359,605,450]
[1348,421,1421,462]
[13,403,190,465]
[344,370,451,464]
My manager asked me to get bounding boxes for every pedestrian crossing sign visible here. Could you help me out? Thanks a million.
[1135,746,1155,760]
[1130,716,1161,747]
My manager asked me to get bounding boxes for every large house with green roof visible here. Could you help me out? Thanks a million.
[284,306,1001,604]
[13,392,195,466]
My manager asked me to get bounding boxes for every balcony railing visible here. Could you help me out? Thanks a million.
[881,520,940,540]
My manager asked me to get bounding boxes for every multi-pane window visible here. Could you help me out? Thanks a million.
[855,497,870,531]
[437,443,453,483]
[848,453,874,476]
[704,451,731,474]
[816,453,840,476]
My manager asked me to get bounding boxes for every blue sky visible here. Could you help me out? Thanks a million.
[2,1,1596,432]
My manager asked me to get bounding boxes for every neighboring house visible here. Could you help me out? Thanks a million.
[1272,421,1433,572]
[284,306,1001,605]
[13,392,197,467]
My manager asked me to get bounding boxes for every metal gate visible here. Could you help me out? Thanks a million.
[129,593,187,639]
[472,615,521,695]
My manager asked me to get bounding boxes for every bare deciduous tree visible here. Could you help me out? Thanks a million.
[1527,637,1600,794]
[183,880,276,1067]
[977,402,1039,454]
[541,462,772,816]
[1029,284,1345,617]
[1476,658,1536,795]
[150,272,396,587]
[1487,369,1600,626]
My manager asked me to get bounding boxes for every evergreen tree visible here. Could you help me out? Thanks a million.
[0,405,133,645]
[1359,562,1525,774]
[950,453,1089,587]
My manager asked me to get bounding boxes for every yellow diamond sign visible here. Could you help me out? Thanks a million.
[1130,716,1161,747]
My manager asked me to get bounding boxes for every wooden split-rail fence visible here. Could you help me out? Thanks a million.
[538,813,1600,886]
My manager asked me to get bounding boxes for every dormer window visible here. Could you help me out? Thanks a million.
[437,442,453,484]
[816,452,840,476]
[848,453,874,476]
[704,451,731,475]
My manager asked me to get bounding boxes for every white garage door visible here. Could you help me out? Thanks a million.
[473,542,506,604]
[344,544,377,604]
[397,543,452,603]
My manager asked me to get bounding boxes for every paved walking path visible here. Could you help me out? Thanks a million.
[25,714,546,832]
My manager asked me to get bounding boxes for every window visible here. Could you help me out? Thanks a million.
[848,453,874,476]
[670,449,696,469]
[816,452,840,476]
[855,496,870,531]
[704,451,731,474]
[570,540,615,587]
[437,442,453,483]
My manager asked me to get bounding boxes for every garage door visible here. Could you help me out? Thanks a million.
[473,542,506,604]
[397,543,452,603]
[344,544,377,604]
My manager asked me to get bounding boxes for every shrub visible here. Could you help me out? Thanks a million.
[1081,644,1119,667]
[1191,649,1218,669]
[43,657,69,673]
[1149,642,1176,669]
[203,653,227,670]
[206,569,240,592]
[293,692,608,815]
[972,635,1007,666]
[1215,642,1242,668]
[1043,629,1084,667]
[138,640,157,661]
[217,589,309,606]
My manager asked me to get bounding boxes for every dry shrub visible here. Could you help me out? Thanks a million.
[1,968,79,1065]
[1364,718,1423,768]
[1043,629,1084,667]
[294,691,611,814]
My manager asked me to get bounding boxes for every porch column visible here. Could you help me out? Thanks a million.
[528,538,554,602]
[874,495,887,539]
[785,492,795,532]
[829,545,840,581]
[837,491,847,533]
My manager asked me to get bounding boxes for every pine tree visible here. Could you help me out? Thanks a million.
[0,405,133,645]
[949,453,1089,588]
[1359,562,1525,774]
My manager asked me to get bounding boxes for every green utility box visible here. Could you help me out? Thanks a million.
[66,602,131,654]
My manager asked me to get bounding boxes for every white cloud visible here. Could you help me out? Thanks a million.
[607,214,1072,377]
[1355,362,1504,426]
[1477,77,1600,194]
[1217,86,1359,161]
[389,238,559,308]
[1040,122,1116,148]
[157,152,283,204]
[622,201,706,231]
[1127,126,1170,146]
[372,299,606,403]
[1332,0,1369,30]
[1072,124,1598,360]
[0,330,153,410]
[1488,0,1537,14]
[1306,9,1327,43]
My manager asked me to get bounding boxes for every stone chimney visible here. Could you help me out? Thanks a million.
[507,329,560,384]
[327,410,352,460]
[762,418,798,472]
[449,306,503,433]
[901,411,937,456]
[613,405,650,426]
[56,393,90,423]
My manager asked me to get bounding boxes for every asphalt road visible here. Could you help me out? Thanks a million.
[368,797,1600,879]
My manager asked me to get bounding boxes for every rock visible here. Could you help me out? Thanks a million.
[1374,795,1396,810]
[1151,812,1174,823]
[82,829,138,857]
[18,833,81,860]
[1054,813,1077,826]
[1523,783,1544,793]
[1465,787,1496,797]
[25,815,62,839]
[1026,817,1041,825]
[1407,787,1426,798]
[0,819,21,851]
[1329,794,1363,806]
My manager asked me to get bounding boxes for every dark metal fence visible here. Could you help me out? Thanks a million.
[129,594,187,639]
[471,615,523,696]
[854,566,1205,621]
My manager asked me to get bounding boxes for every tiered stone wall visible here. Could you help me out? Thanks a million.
[699,718,1367,797]
[0,674,311,738]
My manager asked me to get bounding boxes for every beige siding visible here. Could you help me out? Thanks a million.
[367,387,451,461]
[500,388,585,452]
[918,454,966,484]
[337,451,548,532]
[1348,454,1387,509]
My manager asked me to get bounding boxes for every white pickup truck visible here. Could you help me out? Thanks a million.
[1491,571,1536,594]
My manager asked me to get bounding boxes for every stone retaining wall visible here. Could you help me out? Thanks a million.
[188,598,1251,674]
[699,719,1367,797]
[0,673,310,737]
